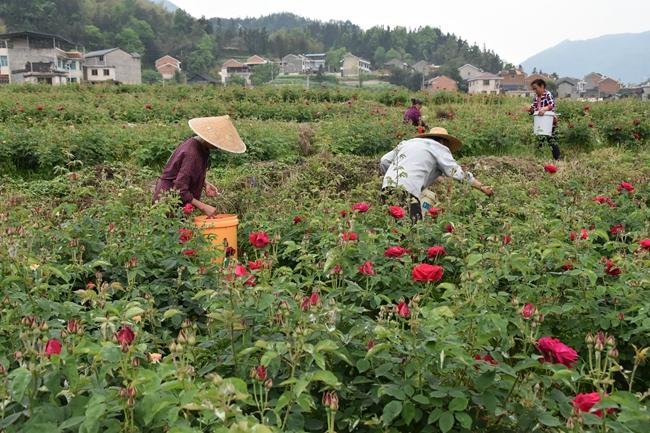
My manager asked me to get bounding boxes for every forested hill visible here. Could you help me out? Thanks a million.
[0,1,504,79]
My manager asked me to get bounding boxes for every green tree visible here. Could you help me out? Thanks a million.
[185,34,215,75]
[385,48,402,62]
[326,47,346,72]
[373,47,387,67]
[116,27,144,55]
[142,69,162,84]
[226,74,246,86]
[250,62,280,86]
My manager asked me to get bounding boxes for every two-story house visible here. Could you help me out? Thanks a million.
[84,48,142,84]
[458,64,483,81]
[341,53,371,77]
[467,73,502,94]
[0,31,83,84]
[303,53,326,72]
[155,55,181,80]
[425,75,458,93]
[281,54,307,74]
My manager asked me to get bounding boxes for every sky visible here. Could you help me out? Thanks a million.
[171,0,650,64]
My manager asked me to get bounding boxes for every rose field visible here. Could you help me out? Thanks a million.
[0,84,649,433]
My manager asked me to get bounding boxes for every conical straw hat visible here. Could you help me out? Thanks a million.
[417,127,462,153]
[188,115,246,154]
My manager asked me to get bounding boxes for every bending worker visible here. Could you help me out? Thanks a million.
[380,127,493,222]
[152,115,246,216]
[403,98,427,129]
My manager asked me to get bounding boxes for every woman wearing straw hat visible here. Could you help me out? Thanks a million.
[152,116,246,216]
[380,127,493,222]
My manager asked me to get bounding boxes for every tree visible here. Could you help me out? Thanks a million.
[385,48,402,62]
[184,34,215,75]
[226,75,246,86]
[116,27,144,55]
[326,47,346,72]
[373,46,387,67]
[388,68,423,91]
[251,62,279,86]
[142,69,162,84]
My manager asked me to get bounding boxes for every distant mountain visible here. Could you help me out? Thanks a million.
[150,0,178,13]
[522,31,650,84]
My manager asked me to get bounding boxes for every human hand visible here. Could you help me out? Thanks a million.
[205,182,219,198]
[481,185,494,197]
[202,204,217,217]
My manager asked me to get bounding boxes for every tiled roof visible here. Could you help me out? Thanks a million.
[222,59,245,68]
[246,55,268,65]
[85,48,117,58]
[155,55,180,68]
[468,72,502,81]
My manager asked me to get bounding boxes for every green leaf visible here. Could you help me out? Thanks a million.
[315,340,338,352]
[260,351,278,366]
[162,309,183,320]
[449,396,468,412]
[356,358,370,372]
[124,306,145,319]
[427,407,443,424]
[538,411,561,427]
[310,370,339,386]
[401,401,416,424]
[382,400,403,425]
[0,412,22,429]
[439,411,455,433]
[412,394,430,405]
[466,254,483,267]
[8,367,32,403]
[59,416,85,430]
[455,412,473,429]
[474,371,495,392]
[293,377,310,398]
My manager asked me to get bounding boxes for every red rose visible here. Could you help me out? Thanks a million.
[235,264,255,285]
[592,196,616,208]
[610,224,624,237]
[588,123,594,128]
[359,261,375,275]
[300,296,310,311]
[310,291,319,305]
[352,202,370,213]
[562,263,574,271]
[572,392,614,417]
[37,106,44,111]
[536,336,578,368]
[544,164,558,174]
[182,203,194,215]
[584,105,590,112]
[340,210,348,217]
[178,228,193,244]
[44,338,62,356]
[388,206,406,219]
[225,246,236,257]
[181,249,195,256]
[569,231,576,241]
[640,239,650,250]
[521,303,536,319]
[428,207,442,218]
[502,235,512,245]
[341,232,358,241]
[474,354,497,366]
[249,231,270,249]
[617,181,634,193]
[412,263,443,282]
[580,228,589,240]
[256,365,267,381]
[384,246,411,258]
[248,260,264,270]
[604,259,622,276]
[367,340,375,350]
[331,264,343,274]
[116,326,135,347]
[445,223,455,233]
[395,301,411,318]
[293,216,302,224]
[427,246,446,258]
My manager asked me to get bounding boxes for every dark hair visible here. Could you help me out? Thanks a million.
[411,98,423,106]
[531,79,546,88]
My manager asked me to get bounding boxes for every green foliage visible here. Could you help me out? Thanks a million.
[250,63,280,86]
[141,69,162,84]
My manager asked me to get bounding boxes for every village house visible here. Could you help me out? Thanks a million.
[557,77,580,98]
[246,55,269,67]
[412,60,437,76]
[458,64,483,81]
[155,55,181,80]
[281,54,307,74]
[303,53,326,71]
[384,58,408,70]
[219,55,269,84]
[84,48,142,84]
[186,72,219,85]
[467,72,502,94]
[0,31,84,84]
[498,67,528,95]
[425,75,458,92]
[341,53,371,77]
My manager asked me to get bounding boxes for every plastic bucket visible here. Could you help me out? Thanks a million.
[194,214,239,263]
[533,111,555,136]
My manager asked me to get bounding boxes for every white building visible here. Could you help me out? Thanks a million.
[467,73,502,94]
[342,53,371,77]
[84,48,142,84]
[458,64,483,81]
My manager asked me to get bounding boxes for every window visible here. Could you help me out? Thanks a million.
[103,69,110,76]
[0,40,6,48]
[0,56,7,67]
[99,56,104,62]
[69,61,76,70]
[91,69,98,76]
[483,80,490,86]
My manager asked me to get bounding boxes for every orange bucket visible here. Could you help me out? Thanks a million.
[194,214,239,263]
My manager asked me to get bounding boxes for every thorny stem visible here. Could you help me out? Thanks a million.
[491,374,522,427]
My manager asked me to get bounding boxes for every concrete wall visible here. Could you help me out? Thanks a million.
[85,49,141,84]
[468,79,501,94]
[85,66,116,82]
[281,56,304,74]
[558,82,576,98]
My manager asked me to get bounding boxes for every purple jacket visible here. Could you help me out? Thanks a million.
[152,137,209,204]
[404,106,422,126]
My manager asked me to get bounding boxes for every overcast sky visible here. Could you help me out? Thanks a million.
[172,0,649,63]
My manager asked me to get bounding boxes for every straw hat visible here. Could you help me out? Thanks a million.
[418,127,462,153]
[188,115,246,154]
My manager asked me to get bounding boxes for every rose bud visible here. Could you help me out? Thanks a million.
[177,329,188,344]
[585,332,594,346]
[187,335,196,346]
[182,319,192,329]
[132,357,140,367]
[67,319,79,334]
[264,378,273,390]
[127,386,137,398]
[14,351,22,360]
[127,397,135,407]
[606,335,616,348]
[39,320,48,331]
[0,364,6,375]
[607,348,619,359]
[119,388,128,398]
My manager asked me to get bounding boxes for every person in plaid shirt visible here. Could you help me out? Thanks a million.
[527,79,561,160]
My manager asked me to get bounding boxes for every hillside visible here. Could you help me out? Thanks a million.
[522,31,650,84]
[150,0,178,13]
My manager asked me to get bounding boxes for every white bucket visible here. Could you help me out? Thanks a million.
[533,111,555,136]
